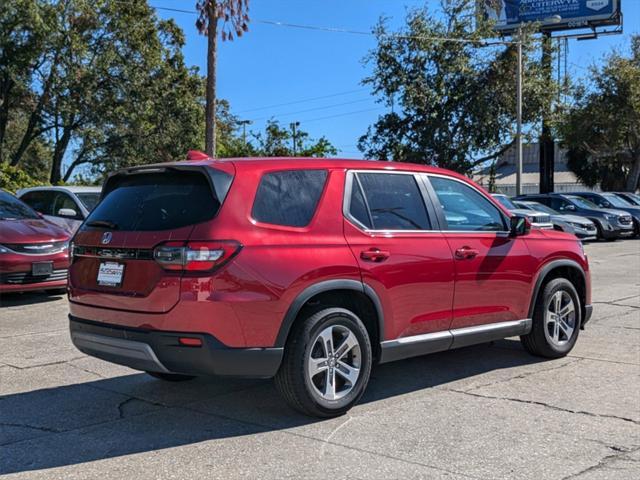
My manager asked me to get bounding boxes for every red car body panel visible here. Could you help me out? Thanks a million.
[1,209,70,293]
[68,158,591,375]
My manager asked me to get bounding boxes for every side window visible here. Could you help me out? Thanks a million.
[252,170,328,227]
[20,191,55,215]
[551,197,571,211]
[429,176,506,231]
[52,193,82,219]
[352,173,431,230]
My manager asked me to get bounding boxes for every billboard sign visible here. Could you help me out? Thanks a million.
[480,0,621,32]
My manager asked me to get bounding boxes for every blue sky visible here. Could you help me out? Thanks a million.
[152,0,640,158]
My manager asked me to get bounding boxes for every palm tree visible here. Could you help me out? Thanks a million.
[196,1,249,157]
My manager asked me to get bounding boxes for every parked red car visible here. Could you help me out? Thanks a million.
[0,190,70,293]
[69,157,592,417]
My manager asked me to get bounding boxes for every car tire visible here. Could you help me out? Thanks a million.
[521,278,581,359]
[146,371,196,382]
[275,307,373,418]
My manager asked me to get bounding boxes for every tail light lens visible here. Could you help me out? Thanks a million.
[154,241,241,272]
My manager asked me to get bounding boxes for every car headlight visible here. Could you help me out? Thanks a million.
[0,244,10,254]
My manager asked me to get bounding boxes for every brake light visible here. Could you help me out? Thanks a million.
[154,241,241,272]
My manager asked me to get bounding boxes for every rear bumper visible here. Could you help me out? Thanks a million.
[69,316,283,378]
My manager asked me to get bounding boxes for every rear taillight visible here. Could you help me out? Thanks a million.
[154,241,241,272]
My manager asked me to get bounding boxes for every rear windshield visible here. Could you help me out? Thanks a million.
[86,169,228,231]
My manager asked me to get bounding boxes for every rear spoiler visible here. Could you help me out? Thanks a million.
[101,163,234,206]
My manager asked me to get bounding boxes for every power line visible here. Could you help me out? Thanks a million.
[298,107,385,124]
[248,97,373,121]
[147,4,515,46]
[236,88,368,113]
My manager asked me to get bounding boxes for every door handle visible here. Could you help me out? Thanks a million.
[360,248,390,262]
[455,246,479,260]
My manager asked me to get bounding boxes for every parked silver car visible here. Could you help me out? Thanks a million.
[491,194,554,230]
[17,186,101,234]
[513,200,597,241]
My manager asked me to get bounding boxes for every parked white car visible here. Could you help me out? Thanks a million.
[17,186,101,234]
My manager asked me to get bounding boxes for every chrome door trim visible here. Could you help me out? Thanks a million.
[379,318,532,364]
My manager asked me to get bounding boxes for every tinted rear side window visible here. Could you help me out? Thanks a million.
[86,170,225,231]
[252,170,328,227]
[20,191,57,215]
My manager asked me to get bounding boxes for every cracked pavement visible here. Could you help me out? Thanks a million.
[1,240,639,479]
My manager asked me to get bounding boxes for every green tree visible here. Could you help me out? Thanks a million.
[1,1,208,183]
[196,0,249,157]
[358,0,555,173]
[560,36,640,192]
[234,120,337,157]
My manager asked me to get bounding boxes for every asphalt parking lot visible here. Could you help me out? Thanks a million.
[0,240,638,479]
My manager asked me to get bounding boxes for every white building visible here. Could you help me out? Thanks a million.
[474,143,595,196]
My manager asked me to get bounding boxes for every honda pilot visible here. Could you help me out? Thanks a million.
[69,156,592,417]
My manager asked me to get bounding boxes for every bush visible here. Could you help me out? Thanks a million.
[0,163,45,193]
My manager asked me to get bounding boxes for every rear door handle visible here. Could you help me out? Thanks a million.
[455,246,479,260]
[360,248,390,262]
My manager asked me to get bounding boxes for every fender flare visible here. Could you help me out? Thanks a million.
[528,259,587,319]
[274,279,385,347]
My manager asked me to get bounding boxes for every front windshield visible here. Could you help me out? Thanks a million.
[494,195,517,210]
[568,196,599,209]
[76,192,100,211]
[524,202,558,215]
[602,193,632,208]
[626,193,640,206]
[0,191,40,220]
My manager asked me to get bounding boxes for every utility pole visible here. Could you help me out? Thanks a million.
[515,27,523,196]
[290,121,300,156]
[539,30,555,193]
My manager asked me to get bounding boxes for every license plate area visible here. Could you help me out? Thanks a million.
[97,262,125,287]
[32,262,53,276]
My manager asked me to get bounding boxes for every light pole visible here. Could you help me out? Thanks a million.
[236,119,252,146]
[290,121,300,156]
[515,27,523,196]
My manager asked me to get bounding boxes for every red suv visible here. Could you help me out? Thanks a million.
[69,157,592,417]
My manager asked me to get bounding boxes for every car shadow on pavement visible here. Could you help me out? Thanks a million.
[0,290,66,308]
[0,339,544,474]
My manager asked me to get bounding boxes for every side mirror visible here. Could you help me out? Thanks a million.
[58,208,77,218]
[510,214,531,237]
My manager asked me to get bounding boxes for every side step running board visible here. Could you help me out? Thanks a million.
[379,318,532,364]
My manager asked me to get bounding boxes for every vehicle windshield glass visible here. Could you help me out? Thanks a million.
[0,191,40,220]
[568,196,599,209]
[525,202,558,215]
[602,193,632,208]
[76,192,101,211]
[494,195,517,210]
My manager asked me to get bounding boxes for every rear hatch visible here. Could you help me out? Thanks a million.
[69,163,234,313]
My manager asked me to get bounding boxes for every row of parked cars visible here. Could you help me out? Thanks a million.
[492,192,640,241]
[1,182,639,296]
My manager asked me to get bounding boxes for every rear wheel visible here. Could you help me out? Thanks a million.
[146,371,196,382]
[521,278,581,358]
[275,307,372,418]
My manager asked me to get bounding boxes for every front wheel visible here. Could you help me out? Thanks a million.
[521,278,581,358]
[275,307,373,418]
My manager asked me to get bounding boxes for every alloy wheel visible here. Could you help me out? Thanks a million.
[544,290,576,347]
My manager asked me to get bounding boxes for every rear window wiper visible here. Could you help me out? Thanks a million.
[86,220,118,229]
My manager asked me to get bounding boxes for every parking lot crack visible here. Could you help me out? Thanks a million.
[444,388,640,426]
[0,422,62,435]
[461,358,582,393]
[560,446,640,479]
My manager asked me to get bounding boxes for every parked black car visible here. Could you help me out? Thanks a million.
[571,192,640,237]
[613,192,640,207]
[515,193,634,241]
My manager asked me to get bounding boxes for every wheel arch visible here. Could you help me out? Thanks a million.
[275,279,384,356]
[528,259,587,324]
